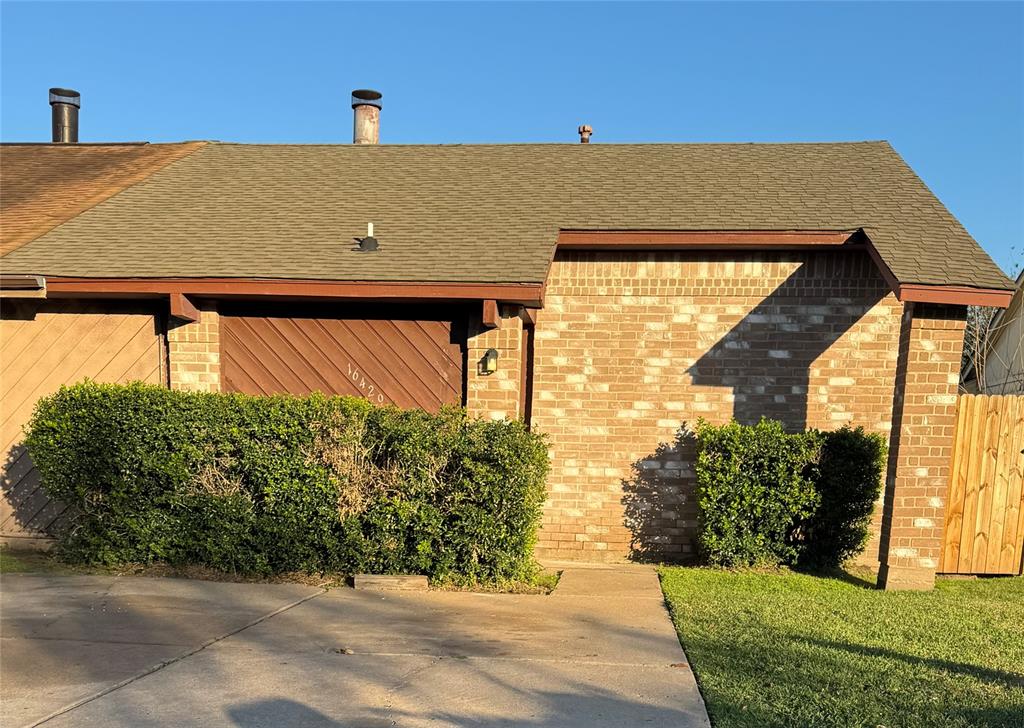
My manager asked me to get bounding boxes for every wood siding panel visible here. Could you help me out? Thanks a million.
[0,301,163,541]
[940,394,1024,575]
[220,303,464,412]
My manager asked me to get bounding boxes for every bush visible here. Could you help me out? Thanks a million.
[798,426,887,569]
[693,419,886,569]
[694,419,822,567]
[25,381,549,584]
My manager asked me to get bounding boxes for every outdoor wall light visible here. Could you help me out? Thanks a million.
[479,348,499,375]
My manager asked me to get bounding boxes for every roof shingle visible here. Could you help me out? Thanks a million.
[0,142,204,256]
[0,141,1011,290]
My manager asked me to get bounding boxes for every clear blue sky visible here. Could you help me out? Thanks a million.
[2,1,1021,275]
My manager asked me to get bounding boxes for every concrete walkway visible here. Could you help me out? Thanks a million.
[1,565,709,727]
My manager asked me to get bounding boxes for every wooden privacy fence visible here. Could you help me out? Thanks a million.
[940,394,1024,575]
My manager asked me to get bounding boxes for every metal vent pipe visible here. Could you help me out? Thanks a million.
[352,89,382,144]
[49,88,80,143]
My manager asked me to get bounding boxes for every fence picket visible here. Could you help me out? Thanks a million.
[941,394,1024,575]
[940,397,969,572]
[1000,397,1024,573]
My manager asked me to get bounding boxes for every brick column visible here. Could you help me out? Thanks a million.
[878,303,966,590]
[464,306,525,421]
[166,301,221,392]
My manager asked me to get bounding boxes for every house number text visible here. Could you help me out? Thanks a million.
[347,362,386,404]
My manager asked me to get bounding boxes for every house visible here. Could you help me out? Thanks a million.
[1,88,1015,589]
[961,270,1023,395]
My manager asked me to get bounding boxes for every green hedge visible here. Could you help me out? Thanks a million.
[799,425,888,569]
[694,419,822,567]
[694,419,886,568]
[25,382,549,583]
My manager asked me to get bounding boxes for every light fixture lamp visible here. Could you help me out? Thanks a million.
[479,348,499,375]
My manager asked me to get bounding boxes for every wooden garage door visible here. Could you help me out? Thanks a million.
[220,303,465,412]
[1,300,164,541]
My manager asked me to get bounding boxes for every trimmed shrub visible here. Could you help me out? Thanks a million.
[694,419,822,567]
[693,419,887,569]
[25,381,549,584]
[798,426,887,569]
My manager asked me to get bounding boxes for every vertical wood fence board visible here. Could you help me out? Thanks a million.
[955,394,979,572]
[1002,397,1024,573]
[958,395,984,573]
[970,397,998,570]
[941,393,1024,575]
[987,396,1014,572]
[940,396,970,572]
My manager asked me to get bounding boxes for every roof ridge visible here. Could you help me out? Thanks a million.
[199,139,891,148]
[0,142,152,147]
[0,141,212,147]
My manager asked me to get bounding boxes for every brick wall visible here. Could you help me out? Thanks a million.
[531,250,903,562]
[878,303,966,590]
[465,307,525,421]
[166,301,221,392]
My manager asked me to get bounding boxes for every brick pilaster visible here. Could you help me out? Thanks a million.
[166,302,221,392]
[464,306,524,421]
[878,303,966,590]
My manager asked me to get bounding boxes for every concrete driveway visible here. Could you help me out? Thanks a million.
[1,564,709,727]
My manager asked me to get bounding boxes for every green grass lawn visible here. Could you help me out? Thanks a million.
[660,567,1024,728]
[0,548,73,574]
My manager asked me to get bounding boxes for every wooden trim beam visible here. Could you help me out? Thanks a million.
[482,299,501,329]
[897,284,1014,308]
[42,277,545,307]
[519,306,538,326]
[0,274,47,298]
[557,229,858,248]
[863,239,903,294]
[33,247,1013,311]
[520,325,534,428]
[169,293,200,323]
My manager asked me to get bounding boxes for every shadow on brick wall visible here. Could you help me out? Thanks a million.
[623,262,888,560]
[687,264,886,431]
[621,427,698,563]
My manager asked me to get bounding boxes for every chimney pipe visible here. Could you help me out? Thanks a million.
[49,88,80,143]
[578,124,593,144]
[351,89,382,144]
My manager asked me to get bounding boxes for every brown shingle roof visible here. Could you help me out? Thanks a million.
[0,141,1011,290]
[0,142,205,256]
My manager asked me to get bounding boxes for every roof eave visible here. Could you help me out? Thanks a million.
[35,276,546,307]
[557,229,859,249]
[895,284,1014,308]
[862,238,1014,308]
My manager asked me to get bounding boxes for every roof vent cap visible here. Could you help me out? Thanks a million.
[351,89,383,110]
[49,88,81,108]
[354,222,379,252]
[356,236,379,252]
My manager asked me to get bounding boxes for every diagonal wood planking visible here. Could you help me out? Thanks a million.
[0,301,163,539]
[221,310,463,412]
